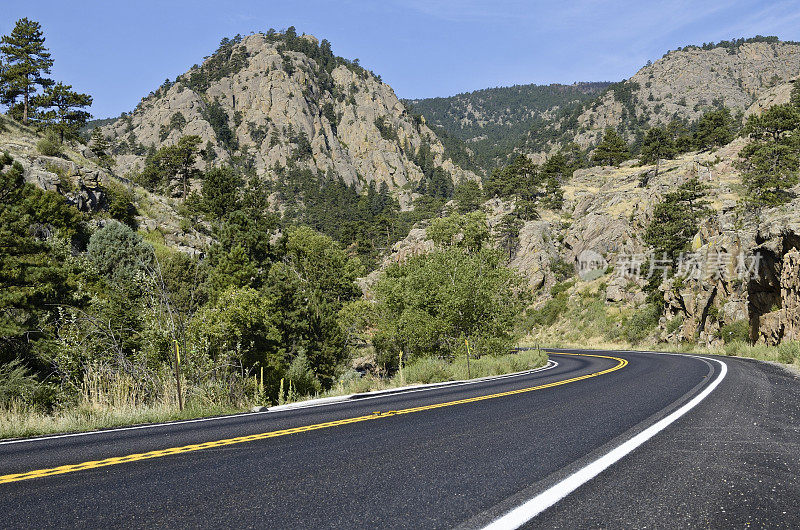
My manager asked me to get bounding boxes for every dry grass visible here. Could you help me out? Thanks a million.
[0,349,548,440]
[0,401,243,441]
[296,348,549,403]
[0,366,248,440]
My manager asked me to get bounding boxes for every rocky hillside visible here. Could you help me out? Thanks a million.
[523,38,800,156]
[99,31,475,208]
[0,115,211,253]
[406,82,610,169]
[379,77,800,347]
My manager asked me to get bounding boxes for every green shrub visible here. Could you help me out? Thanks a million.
[531,296,568,327]
[666,315,684,335]
[104,181,138,228]
[550,259,574,281]
[36,130,62,156]
[0,360,39,405]
[723,341,748,356]
[87,220,154,284]
[550,279,575,298]
[718,320,750,344]
[285,350,322,396]
[777,342,800,364]
[623,303,660,344]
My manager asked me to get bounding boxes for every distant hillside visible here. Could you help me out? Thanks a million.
[522,37,800,157]
[406,82,611,170]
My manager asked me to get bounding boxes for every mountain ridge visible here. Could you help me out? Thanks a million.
[99,30,477,209]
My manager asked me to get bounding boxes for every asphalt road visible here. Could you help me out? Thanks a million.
[0,349,797,528]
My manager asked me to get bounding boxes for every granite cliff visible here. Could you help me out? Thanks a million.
[99,31,475,208]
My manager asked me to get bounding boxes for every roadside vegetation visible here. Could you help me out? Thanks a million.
[0,347,546,440]
[521,276,800,371]
[0,19,542,439]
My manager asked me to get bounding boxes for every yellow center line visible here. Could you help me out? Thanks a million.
[0,352,626,485]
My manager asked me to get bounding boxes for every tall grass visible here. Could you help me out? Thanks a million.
[0,400,242,441]
[0,364,249,440]
[1,349,548,440]
[401,348,548,383]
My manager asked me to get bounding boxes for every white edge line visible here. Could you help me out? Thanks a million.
[482,353,728,530]
[0,360,559,446]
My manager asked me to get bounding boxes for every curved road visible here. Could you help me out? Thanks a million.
[0,349,797,528]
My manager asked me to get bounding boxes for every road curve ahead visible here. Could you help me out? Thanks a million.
[1,349,797,528]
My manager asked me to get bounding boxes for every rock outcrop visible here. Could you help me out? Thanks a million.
[100,32,476,208]
[756,248,800,345]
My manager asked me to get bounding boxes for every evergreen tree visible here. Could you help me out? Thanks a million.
[540,152,568,209]
[791,82,800,109]
[202,166,242,218]
[453,179,484,213]
[694,107,736,150]
[90,128,115,169]
[139,135,202,197]
[591,127,629,166]
[484,154,539,199]
[35,82,92,142]
[495,213,524,259]
[640,126,676,176]
[0,152,84,370]
[0,18,54,124]
[667,119,694,154]
[738,103,800,207]
[644,178,711,264]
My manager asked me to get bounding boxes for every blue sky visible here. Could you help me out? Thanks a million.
[4,0,800,118]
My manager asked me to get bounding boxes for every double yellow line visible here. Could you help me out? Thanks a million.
[0,352,626,485]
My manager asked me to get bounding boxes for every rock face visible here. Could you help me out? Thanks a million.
[756,247,800,345]
[0,121,109,213]
[101,32,476,208]
[656,196,800,347]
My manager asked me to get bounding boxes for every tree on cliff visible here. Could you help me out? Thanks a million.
[644,177,711,265]
[739,101,800,207]
[591,127,629,166]
[640,126,676,176]
[0,18,54,124]
[90,128,116,170]
[694,107,736,150]
[139,135,202,198]
[34,82,92,143]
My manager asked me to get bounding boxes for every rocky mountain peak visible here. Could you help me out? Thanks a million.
[570,39,800,149]
[101,31,476,208]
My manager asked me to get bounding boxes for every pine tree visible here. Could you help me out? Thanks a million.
[0,18,54,124]
[591,127,629,166]
[90,127,115,169]
[139,135,202,197]
[694,108,736,150]
[540,152,568,209]
[202,166,242,218]
[640,126,676,176]
[644,178,711,264]
[738,103,800,207]
[791,82,800,110]
[35,82,92,142]
[496,213,524,259]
